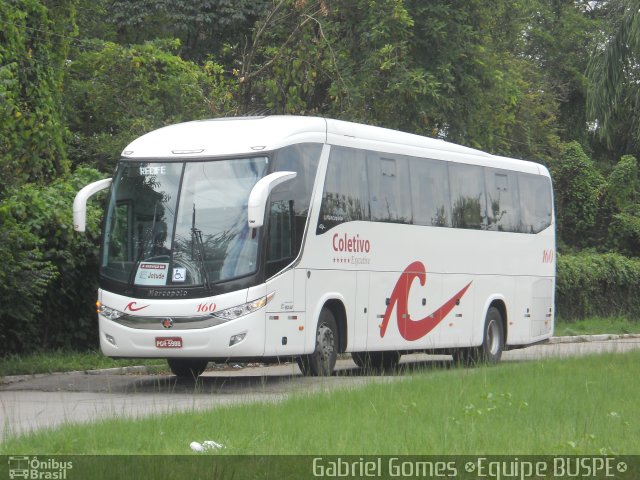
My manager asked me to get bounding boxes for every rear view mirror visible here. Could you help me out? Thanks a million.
[73,178,112,232]
[247,171,297,228]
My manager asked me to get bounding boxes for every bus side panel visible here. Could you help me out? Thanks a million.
[264,269,307,357]
[437,273,476,349]
[531,277,554,338]
[367,269,446,351]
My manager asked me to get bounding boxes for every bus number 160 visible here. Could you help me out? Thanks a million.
[196,303,216,313]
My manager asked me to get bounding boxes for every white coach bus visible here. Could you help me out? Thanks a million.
[74,116,555,377]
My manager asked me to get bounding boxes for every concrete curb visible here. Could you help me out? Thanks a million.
[548,333,640,344]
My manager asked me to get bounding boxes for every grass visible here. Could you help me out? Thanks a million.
[0,349,166,377]
[2,350,639,456]
[555,316,639,336]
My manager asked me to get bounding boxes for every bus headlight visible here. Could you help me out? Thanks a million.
[97,304,125,321]
[213,292,275,322]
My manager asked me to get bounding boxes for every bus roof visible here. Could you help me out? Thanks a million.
[121,116,547,176]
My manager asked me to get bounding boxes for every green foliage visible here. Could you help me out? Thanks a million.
[587,0,640,153]
[64,39,236,171]
[0,167,105,354]
[556,252,640,320]
[0,0,74,196]
[607,155,638,209]
[2,0,640,354]
[523,0,600,145]
[609,204,640,257]
[78,0,271,61]
[551,142,605,247]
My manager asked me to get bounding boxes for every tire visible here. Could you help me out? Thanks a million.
[167,358,208,379]
[479,306,504,364]
[352,351,400,373]
[452,306,504,366]
[297,309,338,376]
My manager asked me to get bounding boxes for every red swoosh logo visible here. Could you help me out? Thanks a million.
[380,261,472,341]
[125,301,149,312]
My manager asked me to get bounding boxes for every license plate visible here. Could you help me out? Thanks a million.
[155,337,183,348]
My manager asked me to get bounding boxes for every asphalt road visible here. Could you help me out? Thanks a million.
[1,336,639,439]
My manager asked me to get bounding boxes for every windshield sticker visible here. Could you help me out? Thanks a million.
[134,262,169,286]
[139,166,166,175]
[172,268,187,283]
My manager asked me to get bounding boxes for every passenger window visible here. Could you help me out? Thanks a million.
[367,154,413,224]
[518,173,553,233]
[317,147,369,234]
[410,157,451,227]
[485,169,520,232]
[449,163,486,230]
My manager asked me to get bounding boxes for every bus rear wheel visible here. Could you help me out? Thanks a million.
[167,358,208,379]
[452,306,504,366]
[297,309,338,376]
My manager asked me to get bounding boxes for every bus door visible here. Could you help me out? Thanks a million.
[264,198,307,356]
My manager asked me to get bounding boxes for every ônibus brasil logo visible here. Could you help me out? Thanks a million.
[380,261,472,341]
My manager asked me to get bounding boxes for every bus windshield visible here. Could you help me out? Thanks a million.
[101,157,269,288]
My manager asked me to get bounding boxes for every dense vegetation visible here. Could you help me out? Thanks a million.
[1,0,639,354]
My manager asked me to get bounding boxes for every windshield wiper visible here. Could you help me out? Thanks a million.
[128,201,158,287]
[191,203,212,293]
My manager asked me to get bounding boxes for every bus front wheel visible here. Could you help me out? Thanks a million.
[167,358,208,379]
[297,309,338,376]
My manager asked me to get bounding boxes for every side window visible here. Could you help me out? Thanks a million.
[485,168,520,232]
[367,153,413,224]
[267,143,322,277]
[518,173,553,233]
[268,200,294,261]
[449,163,486,230]
[317,147,369,234]
[410,157,451,227]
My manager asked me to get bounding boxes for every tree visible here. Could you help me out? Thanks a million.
[550,142,605,249]
[523,0,601,146]
[606,155,640,256]
[587,0,640,154]
[75,0,271,61]
[406,0,562,162]
[0,0,75,197]
[64,39,236,170]
[231,0,435,129]
[0,167,105,354]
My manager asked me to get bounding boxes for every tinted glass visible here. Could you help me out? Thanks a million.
[317,146,369,234]
[410,157,451,227]
[449,163,486,230]
[101,162,182,284]
[267,143,322,276]
[367,153,413,224]
[172,158,268,284]
[519,173,553,233]
[485,168,520,232]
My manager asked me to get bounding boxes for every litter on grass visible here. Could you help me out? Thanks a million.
[190,440,224,452]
